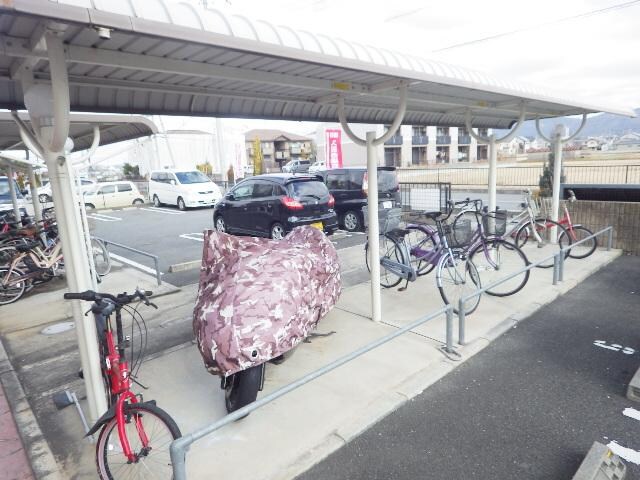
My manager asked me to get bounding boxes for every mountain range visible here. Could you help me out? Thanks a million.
[496,108,640,139]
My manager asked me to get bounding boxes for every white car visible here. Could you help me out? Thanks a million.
[148,169,222,210]
[308,160,326,174]
[83,181,145,210]
[38,178,95,203]
[0,176,28,216]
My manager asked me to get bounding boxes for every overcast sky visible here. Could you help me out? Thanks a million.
[175,0,639,136]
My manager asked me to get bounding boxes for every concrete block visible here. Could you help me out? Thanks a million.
[626,365,640,403]
[572,441,626,480]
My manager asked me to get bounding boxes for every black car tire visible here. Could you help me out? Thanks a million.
[270,222,285,240]
[85,203,95,210]
[342,210,362,232]
[177,197,186,211]
[215,215,226,233]
[39,194,51,204]
[153,195,162,207]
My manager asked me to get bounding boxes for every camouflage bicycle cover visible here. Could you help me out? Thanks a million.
[193,226,342,377]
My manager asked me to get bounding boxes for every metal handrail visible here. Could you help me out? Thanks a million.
[456,226,613,345]
[93,237,162,286]
[170,304,454,479]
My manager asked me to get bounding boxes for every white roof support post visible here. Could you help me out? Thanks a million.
[18,28,107,423]
[535,114,587,239]
[27,165,42,225]
[466,103,527,211]
[337,85,407,322]
[6,166,21,220]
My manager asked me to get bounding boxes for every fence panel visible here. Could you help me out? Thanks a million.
[399,182,451,212]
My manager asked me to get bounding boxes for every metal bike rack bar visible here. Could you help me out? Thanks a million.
[457,226,613,345]
[170,304,453,479]
[93,237,162,286]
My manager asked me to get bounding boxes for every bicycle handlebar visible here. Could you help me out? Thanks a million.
[64,289,155,308]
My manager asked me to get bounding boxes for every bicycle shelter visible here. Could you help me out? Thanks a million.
[0,0,634,422]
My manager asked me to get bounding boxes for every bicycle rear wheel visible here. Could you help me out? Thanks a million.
[436,252,481,315]
[559,225,597,259]
[515,218,568,268]
[365,234,405,288]
[90,238,111,276]
[96,402,181,479]
[469,239,530,297]
[405,226,437,276]
[0,268,26,305]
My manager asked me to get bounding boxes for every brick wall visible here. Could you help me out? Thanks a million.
[554,200,640,255]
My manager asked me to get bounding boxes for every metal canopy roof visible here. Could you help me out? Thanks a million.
[0,111,157,152]
[0,1,634,129]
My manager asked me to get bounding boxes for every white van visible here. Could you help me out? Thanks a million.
[148,170,222,210]
[83,181,145,210]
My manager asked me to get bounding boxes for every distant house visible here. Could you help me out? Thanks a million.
[528,137,550,151]
[611,132,640,151]
[499,136,530,155]
[245,129,312,171]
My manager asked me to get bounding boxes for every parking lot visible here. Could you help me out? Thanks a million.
[89,205,367,286]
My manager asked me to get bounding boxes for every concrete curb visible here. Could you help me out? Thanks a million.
[278,250,623,480]
[0,339,62,480]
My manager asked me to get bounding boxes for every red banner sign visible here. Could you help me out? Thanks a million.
[325,129,343,169]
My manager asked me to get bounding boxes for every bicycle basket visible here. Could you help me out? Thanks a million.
[482,209,507,237]
[445,219,474,248]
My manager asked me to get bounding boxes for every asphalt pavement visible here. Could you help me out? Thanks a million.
[88,205,366,286]
[297,255,640,480]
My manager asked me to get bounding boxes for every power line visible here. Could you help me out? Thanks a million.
[433,0,640,52]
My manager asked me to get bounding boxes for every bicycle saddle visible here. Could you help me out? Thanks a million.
[386,228,411,239]
[423,211,444,220]
[15,240,39,252]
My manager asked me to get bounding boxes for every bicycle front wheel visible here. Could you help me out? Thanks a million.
[469,239,530,297]
[405,226,438,276]
[436,253,481,315]
[559,225,597,259]
[96,402,181,480]
[365,234,405,288]
[90,238,111,277]
[0,268,27,305]
[515,218,568,268]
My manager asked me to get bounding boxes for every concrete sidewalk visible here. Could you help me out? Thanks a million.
[0,247,620,479]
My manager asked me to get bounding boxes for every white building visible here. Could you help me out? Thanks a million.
[315,124,492,167]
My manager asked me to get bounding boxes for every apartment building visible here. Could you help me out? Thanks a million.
[245,129,312,171]
[382,125,491,167]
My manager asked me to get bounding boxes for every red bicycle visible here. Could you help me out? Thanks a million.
[64,289,181,479]
[556,189,597,259]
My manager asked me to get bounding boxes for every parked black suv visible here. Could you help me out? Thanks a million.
[213,174,338,239]
[318,167,401,232]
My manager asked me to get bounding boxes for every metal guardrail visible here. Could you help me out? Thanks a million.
[170,304,455,479]
[94,237,162,286]
[456,226,614,345]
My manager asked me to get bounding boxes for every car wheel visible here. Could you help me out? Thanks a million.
[153,195,162,207]
[132,199,144,206]
[342,211,361,232]
[270,222,285,240]
[85,203,95,211]
[38,194,50,204]
[215,216,226,233]
[177,197,186,211]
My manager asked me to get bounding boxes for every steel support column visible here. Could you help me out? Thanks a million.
[337,85,407,322]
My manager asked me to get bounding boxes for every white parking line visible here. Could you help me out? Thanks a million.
[179,233,205,242]
[110,253,163,276]
[87,213,122,222]
[139,207,184,215]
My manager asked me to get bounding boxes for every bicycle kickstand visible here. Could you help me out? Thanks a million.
[398,278,410,292]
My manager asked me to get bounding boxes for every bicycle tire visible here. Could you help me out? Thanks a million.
[515,218,569,268]
[365,234,405,288]
[0,267,26,305]
[469,238,530,297]
[452,210,480,246]
[90,238,111,277]
[559,225,597,259]
[405,225,438,276]
[436,252,481,315]
[0,246,18,266]
[96,402,181,480]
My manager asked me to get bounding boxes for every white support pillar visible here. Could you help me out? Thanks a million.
[487,135,497,212]
[551,133,563,226]
[337,84,407,322]
[7,166,21,221]
[27,165,42,225]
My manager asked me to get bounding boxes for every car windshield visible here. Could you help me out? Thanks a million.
[0,178,24,201]
[287,180,328,199]
[175,171,211,184]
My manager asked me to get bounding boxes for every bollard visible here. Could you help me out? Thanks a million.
[607,228,613,251]
[445,307,453,353]
[552,254,559,285]
[458,298,466,345]
[558,250,564,282]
